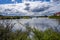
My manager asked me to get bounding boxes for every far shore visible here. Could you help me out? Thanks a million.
[0,16,60,19]
[0,16,48,19]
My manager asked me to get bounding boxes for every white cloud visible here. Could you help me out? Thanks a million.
[0,1,60,16]
[11,0,15,2]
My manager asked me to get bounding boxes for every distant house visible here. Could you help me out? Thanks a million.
[54,12,60,16]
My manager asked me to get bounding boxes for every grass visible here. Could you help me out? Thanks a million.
[0,20,60,40]
[0,26,60,40]
[48,16,60,19]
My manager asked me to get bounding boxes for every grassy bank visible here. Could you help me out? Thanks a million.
[0,16,60,19]
[48,16,60,19]
[0,16,31,19]
[0,16,48,19]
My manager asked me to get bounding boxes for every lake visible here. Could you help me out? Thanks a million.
[0,18,60,32]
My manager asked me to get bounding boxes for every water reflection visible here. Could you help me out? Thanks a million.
[0,18,60,32]
[54,19,60,32]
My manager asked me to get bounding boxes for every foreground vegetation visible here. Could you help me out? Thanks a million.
[0,22,60,40]
[48,16,60,19]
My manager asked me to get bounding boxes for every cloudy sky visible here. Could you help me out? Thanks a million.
[0,0,60,16]
[0,0,50,4]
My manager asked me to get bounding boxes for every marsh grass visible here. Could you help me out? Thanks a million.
[0,20,60,40]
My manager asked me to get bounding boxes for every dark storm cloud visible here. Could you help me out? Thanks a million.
[31,6,50,12]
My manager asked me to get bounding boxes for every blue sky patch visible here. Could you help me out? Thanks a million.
[0,0,50,4]
[0,0,22,4]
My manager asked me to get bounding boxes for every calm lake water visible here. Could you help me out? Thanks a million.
[0,18,60,32]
